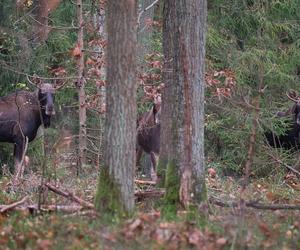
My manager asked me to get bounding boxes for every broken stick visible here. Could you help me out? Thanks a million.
[45,183,94,209]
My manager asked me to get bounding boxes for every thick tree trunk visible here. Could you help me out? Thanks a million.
[76,0,87,168]
[157,1,174,185]
[33,0,61,42]
[95,0,137,214]
[162,0,207,210]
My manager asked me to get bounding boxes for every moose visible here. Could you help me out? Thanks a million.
[265,90,300,149]
[136,96,161,181]
[0,80,56,177]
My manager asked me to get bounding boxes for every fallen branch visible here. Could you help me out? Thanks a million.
[135,179,157,185]
[0,204,85,213]
[0,196,29,213]
[45,183,94,209]
[209,197,300,210]
[264,149,300,177]
[135,189,165,199]
[137,0,160,26]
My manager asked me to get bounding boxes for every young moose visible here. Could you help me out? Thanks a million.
[0,83,56,178]
[136,97,161,181]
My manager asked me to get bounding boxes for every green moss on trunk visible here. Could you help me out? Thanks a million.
[95,166,125,217]
[156,157,167,187]
[162,159,180,218]
[193,176,207,203]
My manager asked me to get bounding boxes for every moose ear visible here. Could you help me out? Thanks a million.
[291,103,297,114]
[153,104,158,115]
[276,104,297,117]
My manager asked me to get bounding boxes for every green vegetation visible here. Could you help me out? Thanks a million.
[0,0,300,249]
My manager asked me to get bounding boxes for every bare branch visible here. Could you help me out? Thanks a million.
[0,196,29,213]
[45,183,94,209]
[138,0,160,26]
[209,197,300,210]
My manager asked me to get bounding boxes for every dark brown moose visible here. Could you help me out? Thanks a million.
[136,97,161,181]
[0,82,56,177]
[265,90,300,149]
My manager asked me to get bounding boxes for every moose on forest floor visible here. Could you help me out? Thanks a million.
[265,90,300,149]
[136,97,161,181]
[0,79,57,179]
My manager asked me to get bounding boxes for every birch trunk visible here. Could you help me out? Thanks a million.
[76,0,87,168]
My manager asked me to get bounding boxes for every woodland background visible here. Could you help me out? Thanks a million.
[0,0,300,249]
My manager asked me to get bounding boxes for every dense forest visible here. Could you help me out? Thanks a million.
[0,0,299,249]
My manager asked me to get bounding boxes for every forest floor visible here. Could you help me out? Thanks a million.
[0,162,299,250]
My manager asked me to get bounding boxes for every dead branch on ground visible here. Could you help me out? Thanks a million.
[0,196,29,213]
[264,148,300,177]
[135,189,165,200]
[209,196,300,210]
[45,183,94,209]
[135,179,157,185]
[0,204,86,214]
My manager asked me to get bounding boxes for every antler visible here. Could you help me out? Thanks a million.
[286,89,300,103]
[26,75,40,88]
[54,79,69,90]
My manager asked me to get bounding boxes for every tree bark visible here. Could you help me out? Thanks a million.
[95,0,137,214]
[76,0,87,168]
[161,0,207,211]
[32,0,61,42]
[157,0,174,185]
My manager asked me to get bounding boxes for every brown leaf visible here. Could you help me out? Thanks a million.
[72,44,82,58]
[216,237,227,247]
[188,229,204,246]
[258,222,272,238]
[266,191,278,202]
[129,218,143,231]
[86,58,96,65]
[208,168,217,178]
[37,239,52,250]
[140,211,160,223]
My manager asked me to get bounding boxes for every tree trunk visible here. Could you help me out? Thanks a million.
[161,0,207,211]
[32,0,61,42]
[157,0,173,185]
[76,0,87,169]
[95,0,137,214]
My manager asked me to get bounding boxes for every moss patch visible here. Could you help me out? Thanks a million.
[162,159,180,219]
[94,166,125,218]
[156,156,167,187]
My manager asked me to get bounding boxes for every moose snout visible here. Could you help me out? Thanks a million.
[46,105,56,116]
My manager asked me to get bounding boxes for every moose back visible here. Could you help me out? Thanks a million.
[265,90,300,149]
[0,84,55,171]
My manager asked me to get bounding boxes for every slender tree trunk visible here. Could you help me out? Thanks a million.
[95,0,137,214]
[157,0,174,185]
[76,0,87,168]
[162,0,207,211]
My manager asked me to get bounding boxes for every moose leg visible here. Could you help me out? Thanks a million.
[150,151,158,182]
[13,139,26,182]
[136,147,143,168]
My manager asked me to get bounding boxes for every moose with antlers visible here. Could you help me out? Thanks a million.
[265,90,300,149]
[0,77,58,177]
